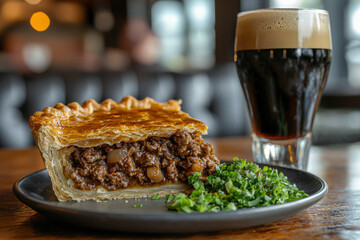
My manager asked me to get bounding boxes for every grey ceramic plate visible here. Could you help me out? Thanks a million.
[13,164,327,233]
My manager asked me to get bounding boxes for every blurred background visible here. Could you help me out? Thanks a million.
[0,0,359,148]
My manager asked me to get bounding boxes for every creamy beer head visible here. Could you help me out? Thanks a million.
[235,8,332,51]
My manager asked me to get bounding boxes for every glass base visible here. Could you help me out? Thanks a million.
[251,133,312,170]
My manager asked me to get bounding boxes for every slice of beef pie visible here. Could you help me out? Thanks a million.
[29,96,219,201]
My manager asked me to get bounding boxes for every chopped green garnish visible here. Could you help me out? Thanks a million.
[166,158,308,213]
[133,204,143,208]
[152,194,161,200]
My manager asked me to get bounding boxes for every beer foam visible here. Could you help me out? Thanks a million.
[235,9,332,51]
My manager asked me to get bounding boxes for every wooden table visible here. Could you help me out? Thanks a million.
[1,137,360,239]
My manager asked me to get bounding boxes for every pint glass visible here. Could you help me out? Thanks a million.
[234,9,332,169]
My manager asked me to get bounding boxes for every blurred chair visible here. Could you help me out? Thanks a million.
[24,74,66,117]
[103,71,138,101]
[177,72,219,136]
[0,74,32,147]
[137,72,176,102]
[210,63,249,137]
[65,73,103,103]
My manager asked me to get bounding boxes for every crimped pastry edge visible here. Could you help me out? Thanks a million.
[29,96,207,149]
[29,96,182,132]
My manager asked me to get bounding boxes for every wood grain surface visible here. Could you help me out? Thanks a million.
[1,137,360,239]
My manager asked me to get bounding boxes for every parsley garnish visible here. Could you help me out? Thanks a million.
[152,194,161,200]
[166,158,308,213]
[133,204,143,208]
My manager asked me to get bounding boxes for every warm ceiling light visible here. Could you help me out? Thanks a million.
[30,11,50,31]
[25,0,42,5]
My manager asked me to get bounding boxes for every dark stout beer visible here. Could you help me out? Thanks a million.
[235,9,332,140]
[235,48,331,140]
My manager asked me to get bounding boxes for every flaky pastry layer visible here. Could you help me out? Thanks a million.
[29,96,207,148]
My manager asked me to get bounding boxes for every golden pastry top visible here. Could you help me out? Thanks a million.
[29,96,208,147]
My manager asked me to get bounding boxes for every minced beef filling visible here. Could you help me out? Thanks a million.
[66,130,220,191]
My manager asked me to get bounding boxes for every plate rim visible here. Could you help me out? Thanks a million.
[13,165,328,232]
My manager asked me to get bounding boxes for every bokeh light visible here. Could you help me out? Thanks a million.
[95,9,114,32]
[30,11,50,32]
[22,43,52,73]
[2,1,27,22]
[352,8,360,36]
[25,0,42,5]
[54,2,85,24]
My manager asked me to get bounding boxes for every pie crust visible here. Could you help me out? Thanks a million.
[29,96,212,201]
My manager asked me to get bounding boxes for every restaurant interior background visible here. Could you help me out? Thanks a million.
[0,0,359,148]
